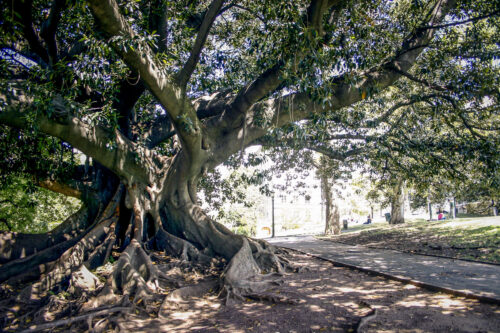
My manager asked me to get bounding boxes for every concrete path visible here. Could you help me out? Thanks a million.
[267,235,500,303]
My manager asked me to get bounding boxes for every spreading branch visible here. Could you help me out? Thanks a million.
[36,179,82,199]
[176,0,225,87]
[40,0,66,64]
[207,0,456,167]
[16,0,49,65]
[0,90,149,183]
[228,0,334,116]
[419,9,500,30]
[87,0,203,156]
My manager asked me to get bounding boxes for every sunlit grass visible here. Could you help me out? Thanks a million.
[321,216,500,263]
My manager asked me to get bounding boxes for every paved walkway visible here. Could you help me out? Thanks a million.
[267,235,500,303]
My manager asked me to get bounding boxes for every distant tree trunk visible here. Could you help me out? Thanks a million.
[325,200,341,235]
[492,199,498,216]
[453,198,457,218]
[320,165,340,235]
[271,196,275,237]
[389,180,405,224]
[428,197,433,221]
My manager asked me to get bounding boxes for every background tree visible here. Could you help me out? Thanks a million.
[318,156,342,235]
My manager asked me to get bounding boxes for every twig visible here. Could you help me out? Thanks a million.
[18,307,131,333]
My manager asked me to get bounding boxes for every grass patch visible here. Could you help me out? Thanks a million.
[326,216,500,263]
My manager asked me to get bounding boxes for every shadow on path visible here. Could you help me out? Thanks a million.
[267,235,500,303]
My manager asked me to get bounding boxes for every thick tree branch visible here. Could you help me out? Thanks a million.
[16,0,49,65]
[86,0,181,115]
[176,0,225,87]
[87,0,203,157]
[0,91,149,183]
[147,0,169,52]
[208,0,456,168]
[144,90,234,149]
[40,0,66,64]
[228,0,333,116]
[322,0,457,109]
[113,75,145,139]
[204,0,339,164]
[36,179,83,199]
[142,115,175,149]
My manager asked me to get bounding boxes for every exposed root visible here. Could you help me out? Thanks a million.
[68,265,103,297]
[108,239,173,305]
[112,240,157,300]
[149,227,212,266]
[159,279,218,317]
[221,238,298,305]
[85,230,116,270]
[0,206,91,264]
[17,215,117,302]
[244,292,301,304]
[17,306,131,333]
[15,186,123,301]
[251,239,286,274]
[1,235,81,285]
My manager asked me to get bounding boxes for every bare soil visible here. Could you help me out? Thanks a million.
[2,249,499,332]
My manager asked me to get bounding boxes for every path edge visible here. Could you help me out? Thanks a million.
[316,237,500,267]
[279,245,500,305]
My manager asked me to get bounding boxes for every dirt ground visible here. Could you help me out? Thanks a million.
[3,249,499,333]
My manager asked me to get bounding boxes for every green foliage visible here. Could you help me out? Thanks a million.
[216,209,257,237]
[0,0,498,230]
[0,175,81,233]
[0,126,77,182]
[203,168,269,237]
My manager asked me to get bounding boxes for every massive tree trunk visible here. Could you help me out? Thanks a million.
[0,151,288,306]
[389,180,405,225]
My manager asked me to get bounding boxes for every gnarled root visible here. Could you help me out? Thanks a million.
[0,205,91,265]
[220,238,299,305]
[15,186,123,302]
[148,227,212,266]
[111,240,162,302]
[159,279,218,317]
[17,306,131,333]
[0,207,91,284]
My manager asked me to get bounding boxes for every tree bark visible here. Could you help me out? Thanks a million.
[389,180,405,225]
[320,163,341,235]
